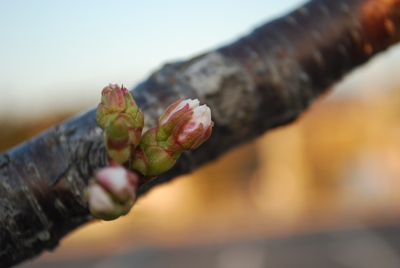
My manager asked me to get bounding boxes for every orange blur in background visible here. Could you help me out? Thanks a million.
[4,53,400,267]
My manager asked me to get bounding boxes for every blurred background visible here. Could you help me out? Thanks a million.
[3,1,400,267]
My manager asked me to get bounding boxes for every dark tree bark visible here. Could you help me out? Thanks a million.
[1,0,400,267]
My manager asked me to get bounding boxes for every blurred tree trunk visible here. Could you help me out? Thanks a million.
[1,0,400,267]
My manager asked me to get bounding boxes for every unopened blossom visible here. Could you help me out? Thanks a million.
[131,98,213,177]
[86,163,139,221]
[157,98,213,152]
[158,99,200,134]
[96,84,144,129]
[96,84,144,163]
[172,104,212,150]
[95,163,138,201]
[86,182,115,218]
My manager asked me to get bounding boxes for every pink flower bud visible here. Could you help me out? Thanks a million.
[96,84,144,163]
[174,104,213,150]
[101,84,127,112]
[96,84,144,131]
[86,180,134,221]
[87,182,115,214]
[85,164,139,221]
[129,99,212,178]
[159,99,200,125]
[96,84,128,129]
[95,164,138,201]
[159,99,212,152]
[157,98,212,151]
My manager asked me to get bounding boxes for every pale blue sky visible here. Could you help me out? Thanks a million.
[0,0,305,117]
[1,0,400,119]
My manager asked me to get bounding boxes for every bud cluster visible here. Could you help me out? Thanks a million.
[86,84,213,220]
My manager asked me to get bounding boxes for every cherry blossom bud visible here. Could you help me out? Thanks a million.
[158,99,200,135]
[86,182,117,220]
[96,84,144,163]
[172,104,213,150]
[130,99,213,177]
[158,99,212,153]
[96,83,144,131]
[95,163,139,201]
[85,164,139,221]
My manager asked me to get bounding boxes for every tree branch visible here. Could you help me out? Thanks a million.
[1,0,400,267]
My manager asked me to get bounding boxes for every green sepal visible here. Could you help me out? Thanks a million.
[144,146,178,176]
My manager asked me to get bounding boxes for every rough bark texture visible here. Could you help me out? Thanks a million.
[1,0,400,267]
